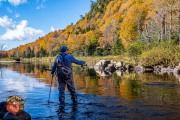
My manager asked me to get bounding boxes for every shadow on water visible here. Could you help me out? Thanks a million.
[0,62,180,119]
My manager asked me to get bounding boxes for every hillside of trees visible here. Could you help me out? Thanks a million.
[3,0,180,66]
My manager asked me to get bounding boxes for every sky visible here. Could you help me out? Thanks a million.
[0,0,95,50]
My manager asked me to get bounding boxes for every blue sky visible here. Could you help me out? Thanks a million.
[0,0,95,50]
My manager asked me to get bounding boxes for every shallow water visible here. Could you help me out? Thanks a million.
[0,62,180,120]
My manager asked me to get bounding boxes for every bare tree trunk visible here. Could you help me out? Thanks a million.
[137,20,143,36]
[143,24,151,47]
[179,0,180,45]
[170,5,173,40]
[161,14,166,41]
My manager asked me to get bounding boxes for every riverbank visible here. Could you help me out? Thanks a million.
[21,55,135,65]
[0,58,14,61]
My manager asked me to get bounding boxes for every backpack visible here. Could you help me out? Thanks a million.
[56,54,71,80]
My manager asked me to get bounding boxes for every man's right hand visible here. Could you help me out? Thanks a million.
[81,64,87,67]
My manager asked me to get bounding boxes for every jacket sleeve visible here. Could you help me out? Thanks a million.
[71,56,85,65]
[51,58,57,74]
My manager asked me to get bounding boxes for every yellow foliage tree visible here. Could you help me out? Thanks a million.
[120,2,149,46]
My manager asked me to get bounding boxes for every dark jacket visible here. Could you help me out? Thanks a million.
[51,53,85,75]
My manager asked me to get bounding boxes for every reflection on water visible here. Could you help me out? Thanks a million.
[0,62,180,119]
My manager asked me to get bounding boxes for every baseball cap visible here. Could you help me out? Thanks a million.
[60,46,68,52]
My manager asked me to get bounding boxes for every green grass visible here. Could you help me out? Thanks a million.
[21,55,135,66]
[0,57,14,61]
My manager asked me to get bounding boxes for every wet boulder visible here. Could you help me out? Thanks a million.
[173,72,180,81]
[167,66,174,72]
[116,61,127,71]
[161,67,168,73]
[134,66,145,72]
[144,66,154,72]
[116,61,124,68]
[174,64,180,74]
[94,65,100,71]
[105,64,116,73]
[154,65,162,72]
[117,66,127,71]
[125,64,134,71]
[94,60,111,71]
[110,60,116,64]
[174,68,180,74]
[95,60,110,67]
[95,70,110,77]
[95,60,106,66]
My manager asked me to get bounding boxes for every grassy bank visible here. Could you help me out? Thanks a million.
[11,41,180,67]
[22,57,55,63]
[22,55,135,66]
[0,57,15,61]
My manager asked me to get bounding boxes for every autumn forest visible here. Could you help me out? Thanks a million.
[2,0,180,66]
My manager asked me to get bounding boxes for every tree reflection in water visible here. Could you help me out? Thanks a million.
[0,62,179,119]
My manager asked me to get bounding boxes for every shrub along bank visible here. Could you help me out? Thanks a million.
[21,41,180,68]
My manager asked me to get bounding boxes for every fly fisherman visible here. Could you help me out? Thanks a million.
[51,46,85,113]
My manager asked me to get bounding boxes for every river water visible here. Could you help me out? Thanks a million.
[0,62,179,120]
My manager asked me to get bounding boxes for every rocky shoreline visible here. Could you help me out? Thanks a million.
[92,60,180,79]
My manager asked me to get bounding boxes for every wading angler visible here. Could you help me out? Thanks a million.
[51,46,85,113]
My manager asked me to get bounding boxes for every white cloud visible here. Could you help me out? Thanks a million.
[0,16,44,41]
[0,0,27,6]
[36,0,46,9]
[15,13,20,18]
[2,44,8,49]
[50,26,55,32]
[8,0,27,6]
[0,16,15,29]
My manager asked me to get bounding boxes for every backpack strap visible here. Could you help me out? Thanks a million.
[60,54,67,62]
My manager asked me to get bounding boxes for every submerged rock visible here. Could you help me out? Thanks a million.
[174,67,180,74]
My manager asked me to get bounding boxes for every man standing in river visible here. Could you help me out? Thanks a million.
[51,46,85,113]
